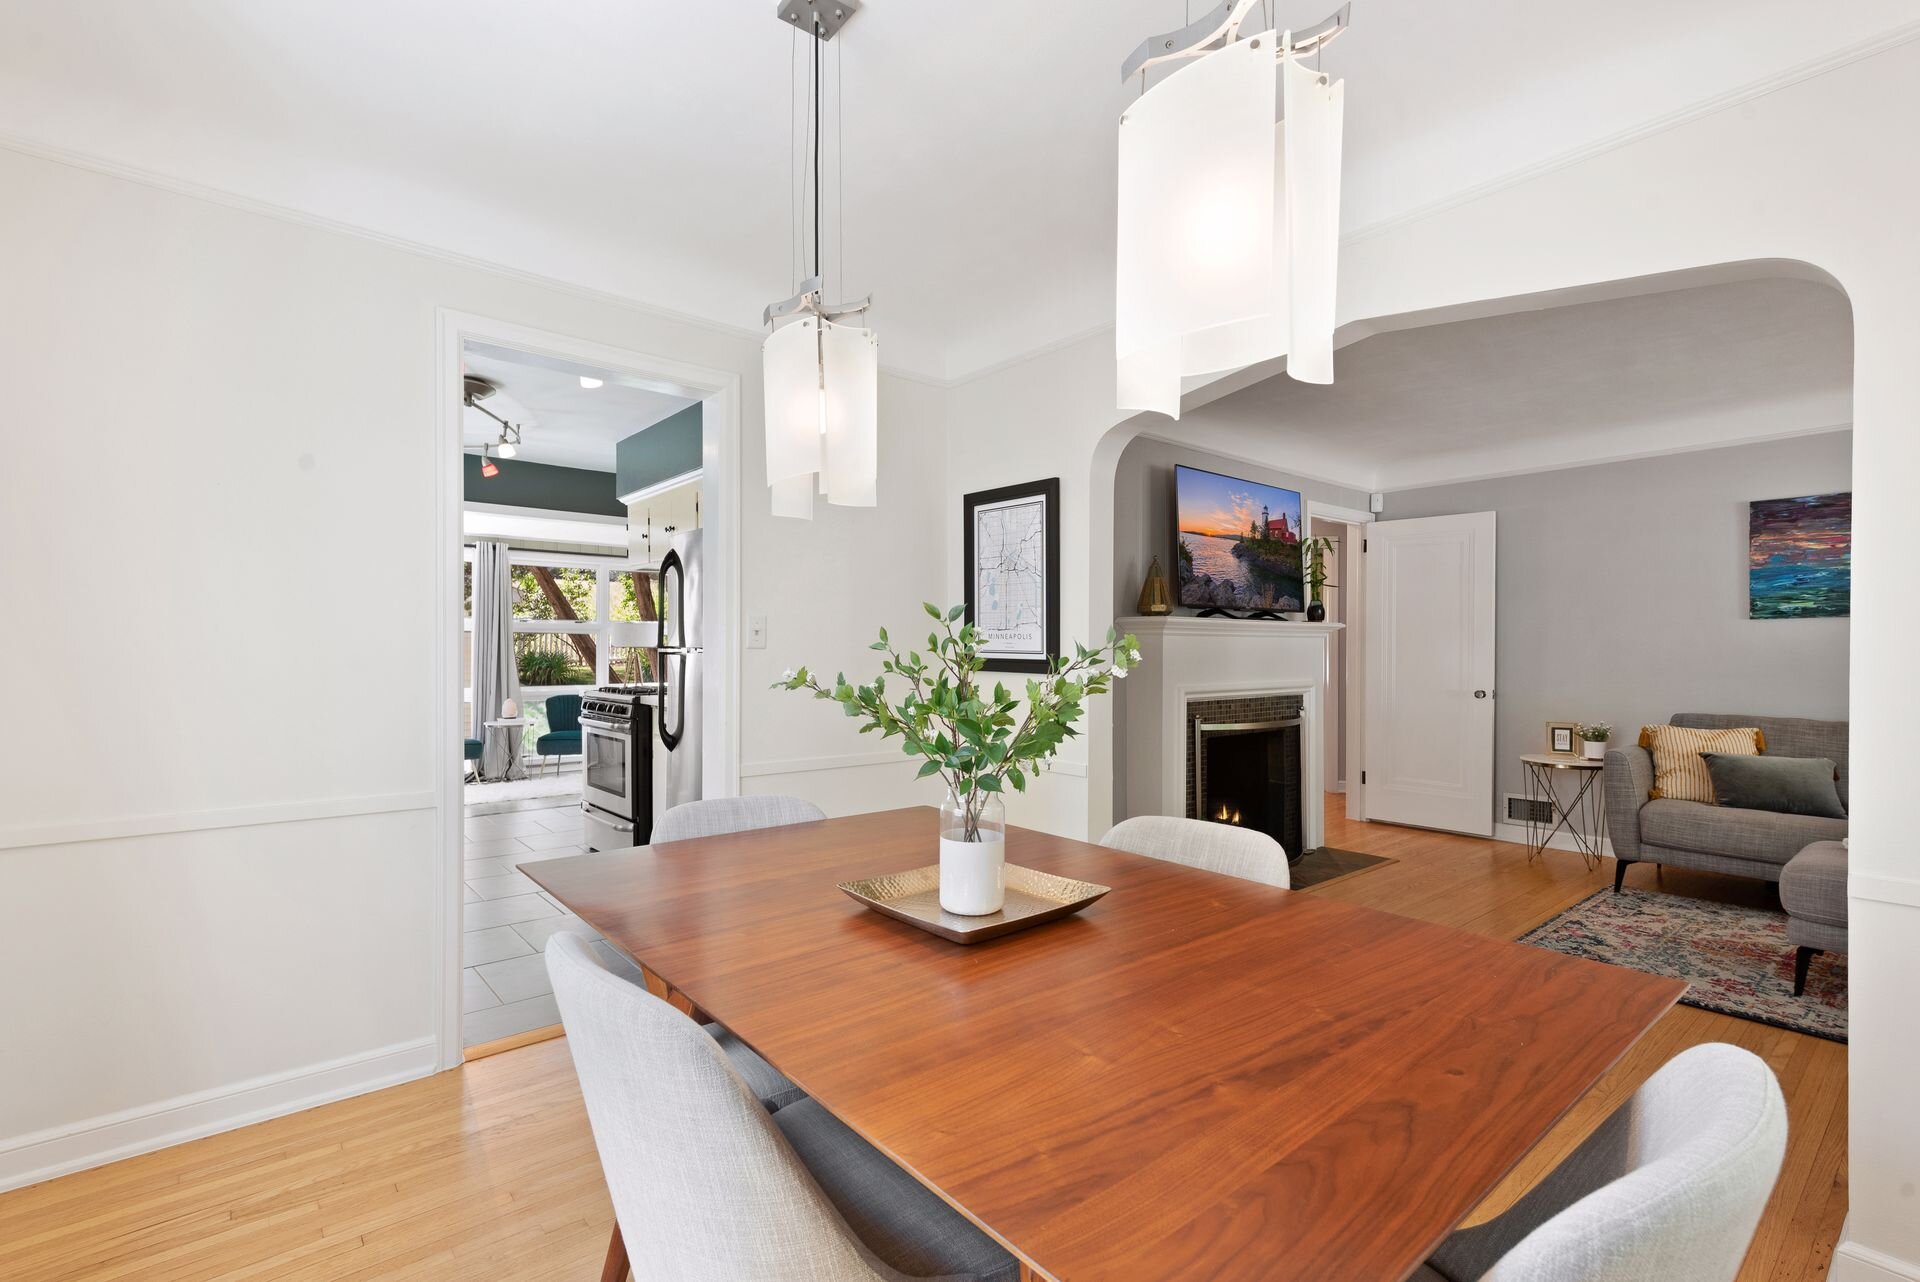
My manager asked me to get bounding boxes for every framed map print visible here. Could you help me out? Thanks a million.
[963,478,1060,673]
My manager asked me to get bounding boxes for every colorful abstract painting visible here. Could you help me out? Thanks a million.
[1749,491,1850,619]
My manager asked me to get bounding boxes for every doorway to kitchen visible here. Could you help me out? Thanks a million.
[435,313,740,1060]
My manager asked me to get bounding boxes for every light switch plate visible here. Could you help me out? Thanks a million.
[748,615,768,650]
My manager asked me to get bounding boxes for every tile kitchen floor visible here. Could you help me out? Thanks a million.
[461,794,621,1048]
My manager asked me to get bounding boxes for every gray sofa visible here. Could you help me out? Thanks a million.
[1604,712,1848,892]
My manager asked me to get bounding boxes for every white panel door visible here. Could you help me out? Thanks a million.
[1362,513,1496,835]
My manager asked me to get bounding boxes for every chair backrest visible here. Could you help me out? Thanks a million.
[546,934,890,1281]
[654,795,827,843]
[1425,1043,1787,1282]
[545,693,583,734]
[1672,712,1848,807]
[1099,815,1290,888]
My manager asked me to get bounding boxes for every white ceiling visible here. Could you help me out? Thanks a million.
[0,2,1912,381]
[463,342,694,473]
[1166,276,1854,491]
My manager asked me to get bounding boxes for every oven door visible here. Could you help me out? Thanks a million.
[581,719,634,819]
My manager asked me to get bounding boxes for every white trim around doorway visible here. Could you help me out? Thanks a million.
[433,309,743,1070]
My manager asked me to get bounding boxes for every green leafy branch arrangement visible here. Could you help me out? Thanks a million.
[775,603,1141,841]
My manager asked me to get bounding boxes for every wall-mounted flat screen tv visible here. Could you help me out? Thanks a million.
[1174,464,1305,611]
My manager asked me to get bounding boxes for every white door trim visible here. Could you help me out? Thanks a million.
[434,309,743,1070]
[1303,501,1373,821]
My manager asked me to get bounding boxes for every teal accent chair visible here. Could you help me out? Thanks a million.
[464,737,484,781]
[537,694,584,775]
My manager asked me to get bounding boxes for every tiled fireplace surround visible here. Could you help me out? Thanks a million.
[1183,692,1307,827]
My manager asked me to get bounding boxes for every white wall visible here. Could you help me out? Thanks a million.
[0,144,949,1189]
[942,40,1920,1278]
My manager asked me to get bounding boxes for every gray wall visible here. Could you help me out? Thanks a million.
[1111,435,1374,615]
[463,455,624,516]
[1110,435,1374,816]
[1385,431,1852,828]
[616,403,702,497]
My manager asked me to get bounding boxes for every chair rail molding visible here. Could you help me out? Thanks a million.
[0,791,437,852]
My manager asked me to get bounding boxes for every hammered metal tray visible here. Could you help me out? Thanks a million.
[838,863,1111,944]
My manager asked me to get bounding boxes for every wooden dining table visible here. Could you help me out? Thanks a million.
[522,806,1683,1282]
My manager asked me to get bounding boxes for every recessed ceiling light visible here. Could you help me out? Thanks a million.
[579,376,604,389]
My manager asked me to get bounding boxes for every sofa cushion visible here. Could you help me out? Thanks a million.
[1639,724,1764,802]
[1673,712,1849,808]
[1781,841,1849,929]
[1701,753,1846,819]
[1640,799,1847,867]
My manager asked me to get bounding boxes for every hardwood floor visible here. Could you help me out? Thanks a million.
[0,800,1845,1281]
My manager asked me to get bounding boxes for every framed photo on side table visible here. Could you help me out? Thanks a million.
[1546,721,1578,756]
[963,478,1060,673]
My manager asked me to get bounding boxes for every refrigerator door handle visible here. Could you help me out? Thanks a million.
[658,546,687,751]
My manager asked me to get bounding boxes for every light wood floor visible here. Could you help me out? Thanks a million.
[0,802,1845,1281]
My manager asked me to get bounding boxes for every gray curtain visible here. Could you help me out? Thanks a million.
[471,540,522,780]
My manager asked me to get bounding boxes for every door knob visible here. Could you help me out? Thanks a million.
[1474,690,1488,699]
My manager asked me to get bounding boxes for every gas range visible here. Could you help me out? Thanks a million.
[580,683,661,850]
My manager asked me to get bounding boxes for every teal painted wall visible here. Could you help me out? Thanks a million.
[462,455,624,516]
[616,404,702,498]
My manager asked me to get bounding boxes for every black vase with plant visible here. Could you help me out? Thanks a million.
[1302,535,1337,623]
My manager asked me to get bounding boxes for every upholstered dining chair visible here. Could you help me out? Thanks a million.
[1100,814,1291,888]
[653,794,827,843]
[1411,1043,1786,1282]
[547,933,1019,1282]
[644,794,828,1112]
[534,693,582,775]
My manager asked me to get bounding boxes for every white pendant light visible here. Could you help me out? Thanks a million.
[763,0,877,520]
[1117,1,1348,418]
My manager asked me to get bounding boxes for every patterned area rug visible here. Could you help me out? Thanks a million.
[1519,888,1847,1043]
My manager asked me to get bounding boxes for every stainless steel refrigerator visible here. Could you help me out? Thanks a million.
[654,528,703,811]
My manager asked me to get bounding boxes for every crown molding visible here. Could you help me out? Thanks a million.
[0,131,954,386]
[7,15,1919,391]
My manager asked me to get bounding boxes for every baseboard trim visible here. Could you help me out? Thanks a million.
[1491,821,1617,861]
[1831,1238,1920,1282]
[0,1036,438,1194]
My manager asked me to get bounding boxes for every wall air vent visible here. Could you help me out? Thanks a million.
[1505,794,1553,825]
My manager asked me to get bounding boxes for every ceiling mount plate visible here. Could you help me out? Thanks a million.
[777,0,859,41]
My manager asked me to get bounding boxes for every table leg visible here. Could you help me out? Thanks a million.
[600,1222,629,1282]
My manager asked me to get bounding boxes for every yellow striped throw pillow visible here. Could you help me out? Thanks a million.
[1638,724,1767,802]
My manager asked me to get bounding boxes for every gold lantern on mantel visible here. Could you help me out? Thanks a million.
[1137,556,1174,615]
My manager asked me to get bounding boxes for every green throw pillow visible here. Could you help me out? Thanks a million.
[1700,752,1846,819]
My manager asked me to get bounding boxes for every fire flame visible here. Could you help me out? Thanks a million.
[1212,803,1243,825]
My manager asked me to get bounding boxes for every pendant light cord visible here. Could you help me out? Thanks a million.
[812,26,822,285]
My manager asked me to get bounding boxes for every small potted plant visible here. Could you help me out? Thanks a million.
[1301,535,1338,623]
[1577,723,1611,760]
[777,604,1139,916]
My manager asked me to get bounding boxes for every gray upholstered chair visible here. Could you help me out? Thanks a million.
[1411,1043,1786,1282]
[654,794,827,843]
[546,933,1019,1282]
[1100,815,1291,888]
[1781,839,1848,995]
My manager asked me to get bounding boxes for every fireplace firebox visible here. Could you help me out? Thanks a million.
[1192,715,1306,861]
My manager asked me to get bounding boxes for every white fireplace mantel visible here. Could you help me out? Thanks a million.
[1116,615,1344,853]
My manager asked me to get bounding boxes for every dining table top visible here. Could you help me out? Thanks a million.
[521,805,1684,1282]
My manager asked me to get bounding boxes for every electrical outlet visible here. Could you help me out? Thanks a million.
[748,614,768,650]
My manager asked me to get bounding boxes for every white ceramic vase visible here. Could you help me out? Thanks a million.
[1582,739,1607,760]
[939,831,1007,916]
